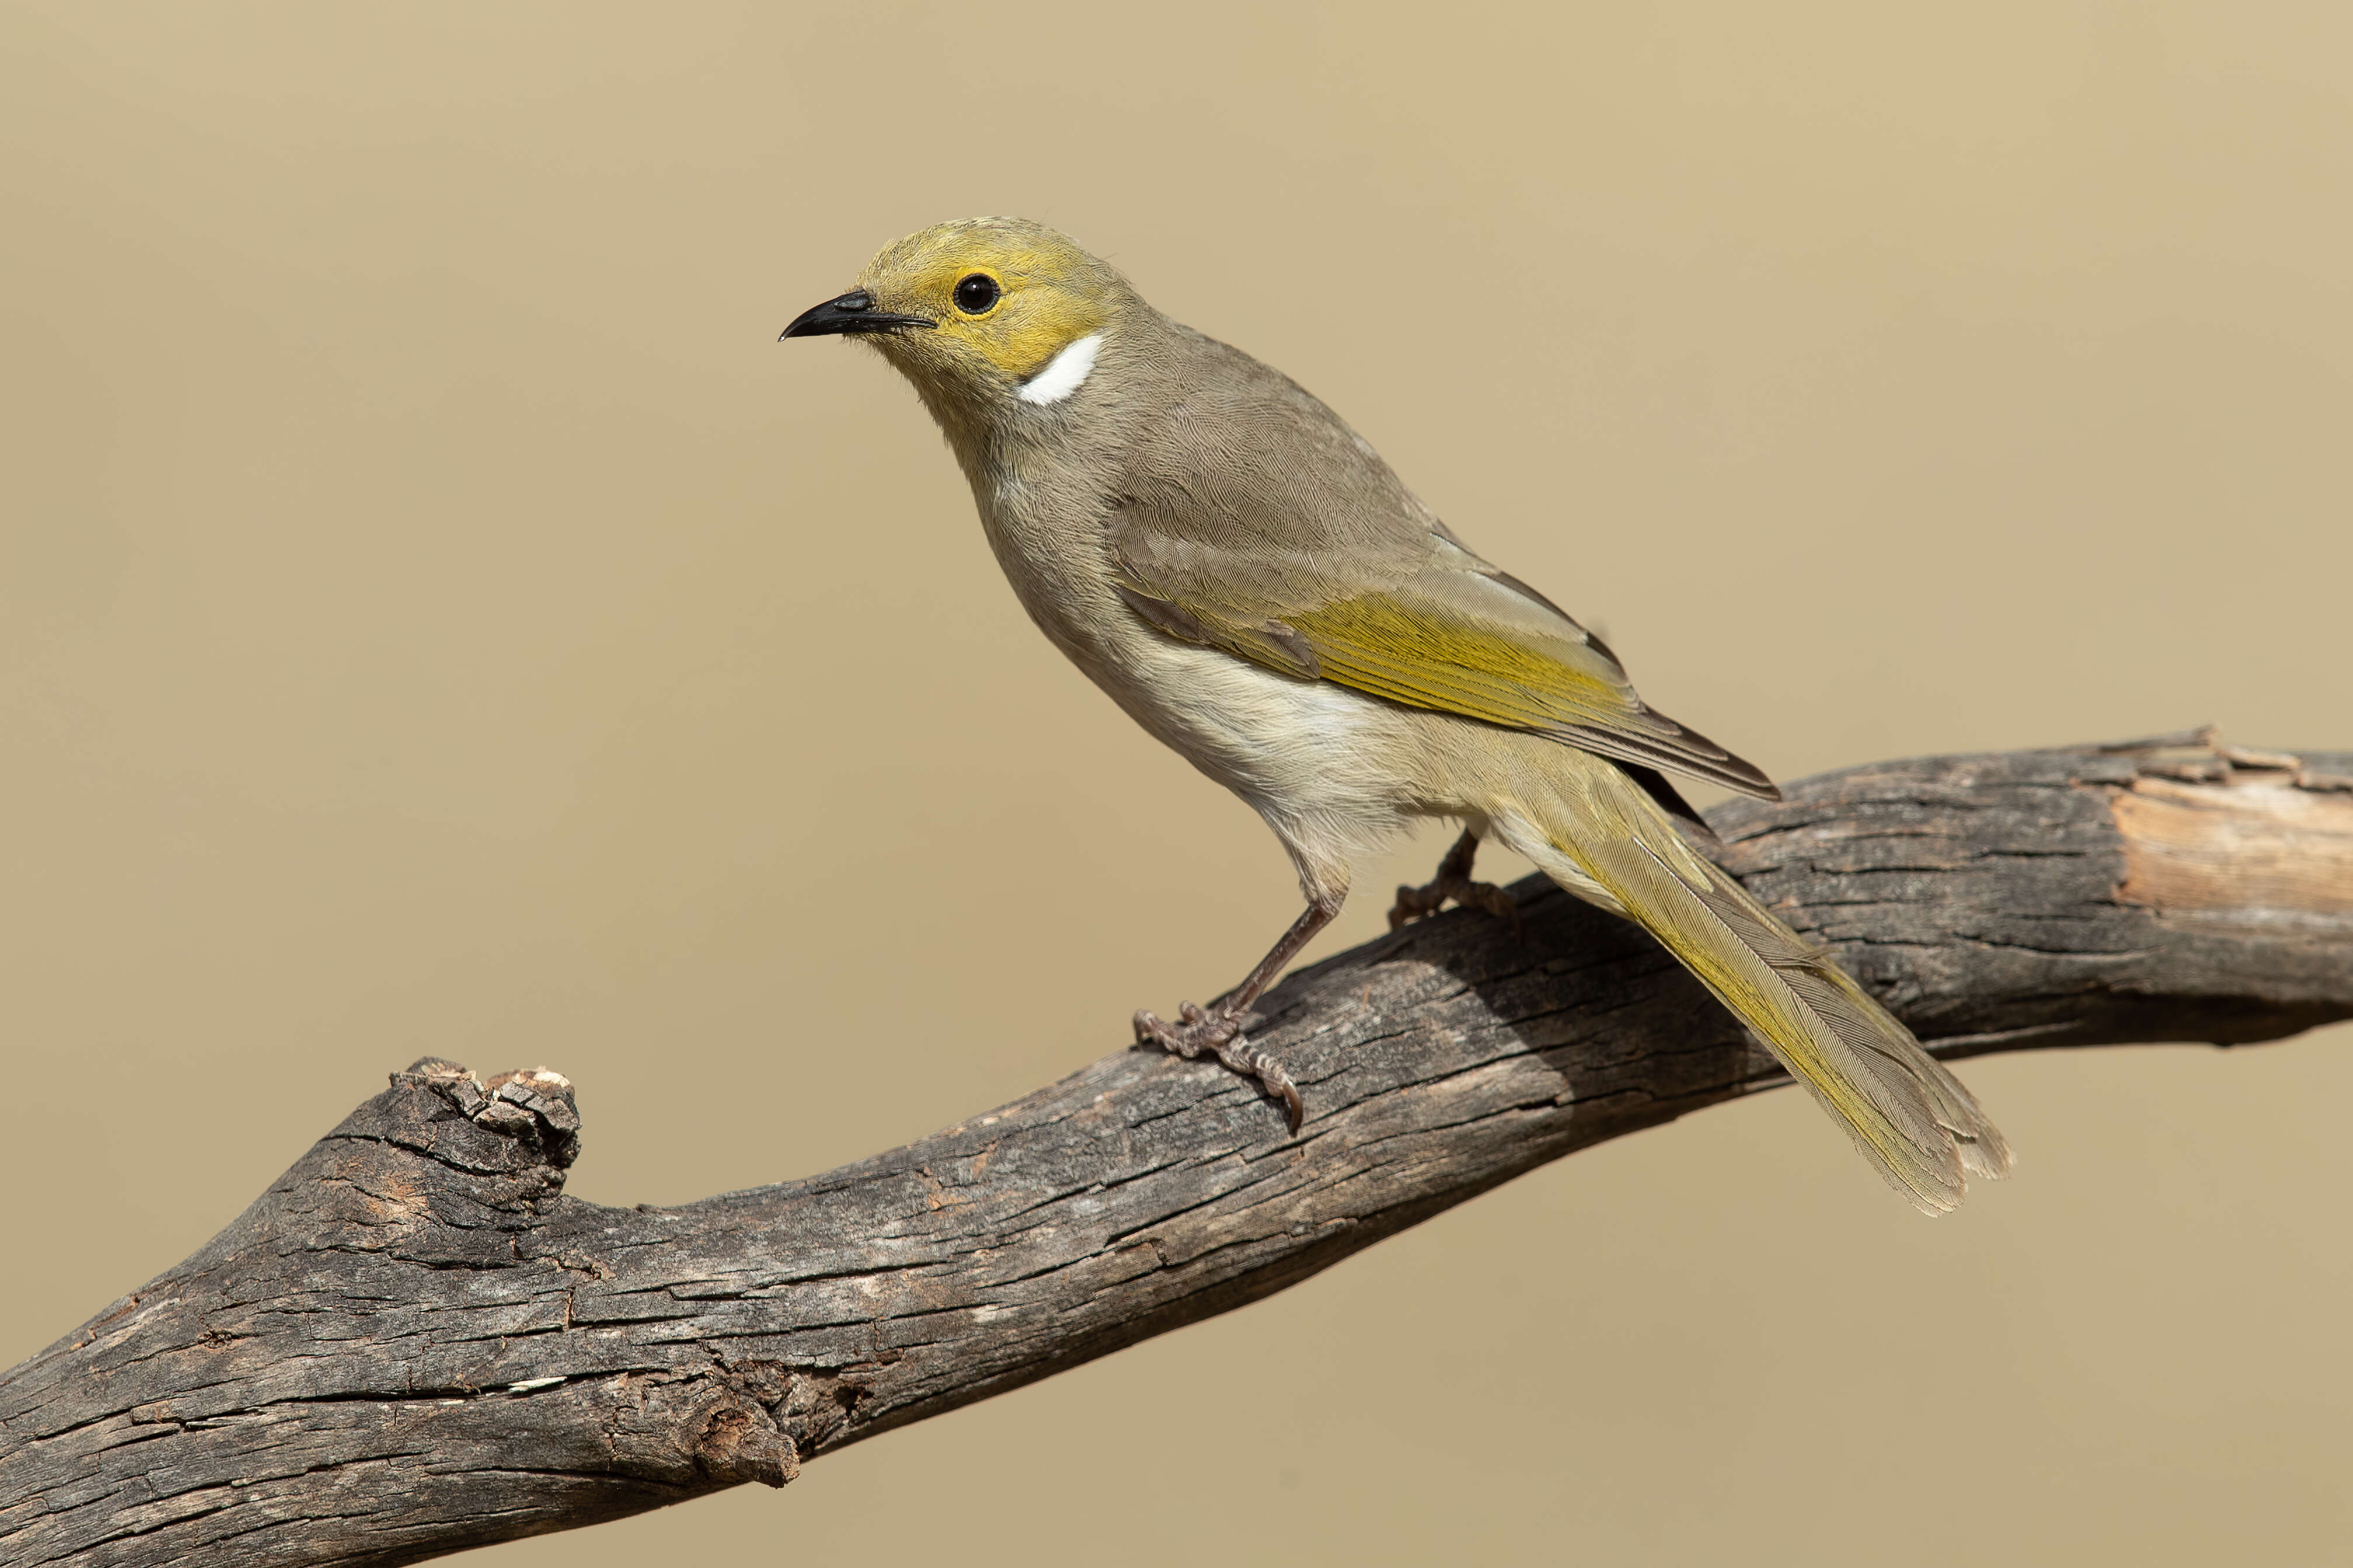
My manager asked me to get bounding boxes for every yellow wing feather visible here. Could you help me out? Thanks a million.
[1118,567,1780,797]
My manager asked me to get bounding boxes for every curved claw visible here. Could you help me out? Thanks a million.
[1214,1035,1304,1133]
[1390,828,1517,933]
[1387,876,1522,933]
[1133,1005,1305,1133]
[1387,880,1446,931]
[1388,829,1523,936]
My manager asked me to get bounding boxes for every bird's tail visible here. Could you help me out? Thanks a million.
[1490,754,2013,1213]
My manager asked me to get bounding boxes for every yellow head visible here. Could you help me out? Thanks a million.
[781,218,1135,417]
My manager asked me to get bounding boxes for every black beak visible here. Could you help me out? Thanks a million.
[779,289,935,340]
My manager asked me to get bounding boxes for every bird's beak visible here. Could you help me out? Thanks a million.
[779,289,936,340]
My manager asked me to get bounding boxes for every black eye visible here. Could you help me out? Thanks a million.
[953,273,1000,315]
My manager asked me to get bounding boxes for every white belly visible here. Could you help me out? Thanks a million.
[1094,624,1416,814]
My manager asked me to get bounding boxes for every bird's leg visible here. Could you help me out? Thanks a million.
[1133,893,1341,1133]
[1387,828,1521,932]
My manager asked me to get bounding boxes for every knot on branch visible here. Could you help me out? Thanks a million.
[691,1401,800,1489]
[527,1367,809,1491]
[236,1058,588,1269]
[398,1057,583,1170]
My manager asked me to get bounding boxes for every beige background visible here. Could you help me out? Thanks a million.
[4,4,2349,1563]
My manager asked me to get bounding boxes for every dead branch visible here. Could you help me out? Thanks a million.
[4,736,2349,1568]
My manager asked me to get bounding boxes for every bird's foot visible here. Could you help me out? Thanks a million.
[1387,829,1522,933]
[1387,875,1520,931]
[1132,1001,1304,1133]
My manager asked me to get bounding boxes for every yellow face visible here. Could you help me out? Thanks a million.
[784,218,1126,399]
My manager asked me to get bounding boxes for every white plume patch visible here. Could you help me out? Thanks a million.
[1016,332,1103,406]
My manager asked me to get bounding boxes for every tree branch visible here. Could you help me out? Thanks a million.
[5,737,2349,1568]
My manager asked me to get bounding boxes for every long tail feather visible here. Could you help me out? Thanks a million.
[1498,759,2013,1214]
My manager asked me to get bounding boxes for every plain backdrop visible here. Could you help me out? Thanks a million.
[4,4,2349,1564]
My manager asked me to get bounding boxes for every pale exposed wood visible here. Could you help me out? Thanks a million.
[4,739,2349,1568]
[2114,769,2353,918]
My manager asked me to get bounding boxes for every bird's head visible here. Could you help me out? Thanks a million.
[782,218,1136,424]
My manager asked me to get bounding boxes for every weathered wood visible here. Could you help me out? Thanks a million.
[4,737,2349,1568]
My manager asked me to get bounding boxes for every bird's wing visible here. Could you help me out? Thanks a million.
[1106,334,1778,799]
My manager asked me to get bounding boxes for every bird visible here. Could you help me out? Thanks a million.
[781,217,2011,1214]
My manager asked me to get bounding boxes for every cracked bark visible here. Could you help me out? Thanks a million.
[5,736,2350,1568]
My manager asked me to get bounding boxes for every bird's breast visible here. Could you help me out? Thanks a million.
[972,478,1429,823]
[972,475,1126,668]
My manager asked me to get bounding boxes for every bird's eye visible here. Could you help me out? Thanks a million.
[953,273,1001,315]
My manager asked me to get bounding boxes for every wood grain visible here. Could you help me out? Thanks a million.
[4,738,2348,1568]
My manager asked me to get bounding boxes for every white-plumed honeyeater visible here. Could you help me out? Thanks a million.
[783,217,2011,1213]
